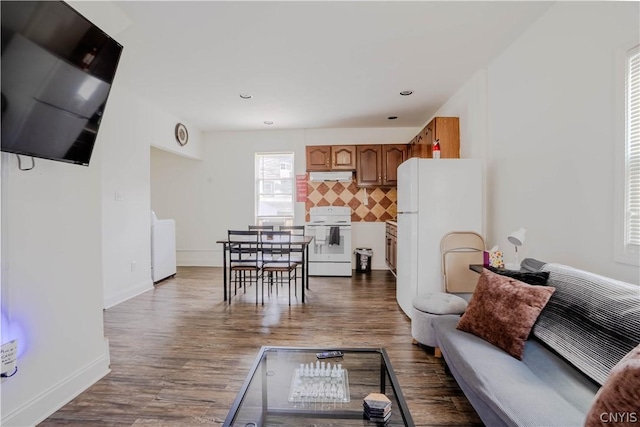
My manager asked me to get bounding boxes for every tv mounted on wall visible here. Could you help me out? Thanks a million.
[1,0,123,166]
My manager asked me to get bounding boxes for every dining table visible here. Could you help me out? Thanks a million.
[216,235,314,304]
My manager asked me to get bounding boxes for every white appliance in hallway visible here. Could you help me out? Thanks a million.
[151,211,177,283]
[306,206,353,277]
[396,158,482,318]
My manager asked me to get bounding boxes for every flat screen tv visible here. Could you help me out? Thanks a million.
[1,0,123,166]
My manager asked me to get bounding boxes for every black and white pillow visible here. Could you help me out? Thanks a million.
[533,263,640,385]
[485,266,550,286]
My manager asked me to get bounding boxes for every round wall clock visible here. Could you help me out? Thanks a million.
[175,123,189,146]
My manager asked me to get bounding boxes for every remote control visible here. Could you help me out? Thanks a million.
[316,350,344,359]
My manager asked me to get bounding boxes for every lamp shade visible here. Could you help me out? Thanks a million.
[507,228,527,247]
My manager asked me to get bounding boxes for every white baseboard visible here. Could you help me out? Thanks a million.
[103,279,153,309]
[177,250,220,267]
[1,339,110,427]
[371,262,388,270]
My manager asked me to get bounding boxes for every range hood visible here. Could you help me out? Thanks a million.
[309,171,353,182]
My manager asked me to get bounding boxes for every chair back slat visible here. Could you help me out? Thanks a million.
[279,225,305,236]
[228,230,260,263]
[248,225,274,231]
[261,230,294,265]
[259,230,299,305]
[279,226,305,256]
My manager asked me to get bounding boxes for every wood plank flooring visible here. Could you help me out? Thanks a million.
[41,267,482,426]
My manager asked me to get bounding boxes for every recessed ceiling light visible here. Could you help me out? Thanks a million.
[264,121,274,125]
[239,93,253,99]
[399,90,413,96]
[388,116,398,120]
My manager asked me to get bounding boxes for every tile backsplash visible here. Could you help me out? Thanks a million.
[305,178,397,222]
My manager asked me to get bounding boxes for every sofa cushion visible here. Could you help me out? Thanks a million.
[434,315,598,427]
[456,269,555,359]
[585,343,640,427]
[534,264,640,385]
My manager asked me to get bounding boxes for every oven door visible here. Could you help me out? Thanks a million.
[305,224,352,262]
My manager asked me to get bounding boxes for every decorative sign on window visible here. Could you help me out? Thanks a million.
[296,174,308,202]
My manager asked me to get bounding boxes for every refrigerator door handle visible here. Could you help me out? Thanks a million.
[397,211,418,214]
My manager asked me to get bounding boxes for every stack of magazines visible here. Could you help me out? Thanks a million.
[363,393,392,423]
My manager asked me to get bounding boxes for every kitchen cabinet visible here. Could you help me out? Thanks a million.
[306,145,356,171]
[306,146,331,171]
[407,117,460,159]
[356,145,382,187]
[382,144,407,186]
[331,145,357,170]
[408,128,430,158]
[356,144,407,187]
[386,221,397,275]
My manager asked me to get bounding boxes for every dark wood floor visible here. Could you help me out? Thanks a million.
[41,267,482,426]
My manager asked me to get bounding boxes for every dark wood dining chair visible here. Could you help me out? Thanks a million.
[279,225,305,286]
[260,230,299,305]
[228,230,261,304]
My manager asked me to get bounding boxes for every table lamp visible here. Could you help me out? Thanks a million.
[506,228,527,270]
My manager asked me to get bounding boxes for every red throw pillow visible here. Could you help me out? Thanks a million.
[456,269,555,359]
[584,344,640,427]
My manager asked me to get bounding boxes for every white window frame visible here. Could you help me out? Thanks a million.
[255,152,295,227]
[615,44,640,266]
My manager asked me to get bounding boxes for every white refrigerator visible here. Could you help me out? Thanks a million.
[396,158,482,318]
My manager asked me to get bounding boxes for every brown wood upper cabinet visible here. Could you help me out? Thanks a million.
[382,144,407,186]
[356,145,381,186]
[306,145,356,171]
[331,145,357,170]
[356,144,407,187]
[407,117,460,159]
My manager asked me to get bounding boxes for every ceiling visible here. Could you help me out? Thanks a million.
[110,1,553,132]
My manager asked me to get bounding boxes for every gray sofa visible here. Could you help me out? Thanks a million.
[432,260,640,427]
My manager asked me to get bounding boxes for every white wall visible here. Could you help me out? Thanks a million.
[432,70,490,237]
[150,147,206,263]
[438,1,639,284]
[100,85,154,308]
[1,147,108,426]
[150,128,418,270]
[101,83,203,308]
[0,3,120,423]
[432,70,489,163]
[0,3,205,424]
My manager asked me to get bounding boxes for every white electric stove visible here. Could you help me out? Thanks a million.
[305,207,352,276]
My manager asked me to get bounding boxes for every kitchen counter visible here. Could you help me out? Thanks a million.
[386,219,397,226]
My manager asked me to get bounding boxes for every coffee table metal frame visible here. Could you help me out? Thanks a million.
[223,346,414,427]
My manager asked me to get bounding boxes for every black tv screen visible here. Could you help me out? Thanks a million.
[1,1,123,166]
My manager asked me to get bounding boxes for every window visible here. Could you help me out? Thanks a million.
[255,152,294,227]
[617,45,640,265]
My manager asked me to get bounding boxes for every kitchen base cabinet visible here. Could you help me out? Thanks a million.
[386,221,397,275]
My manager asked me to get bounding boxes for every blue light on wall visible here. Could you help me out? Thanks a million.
[1,310,26,358]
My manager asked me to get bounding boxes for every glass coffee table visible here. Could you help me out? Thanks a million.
[223,346,414,426]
